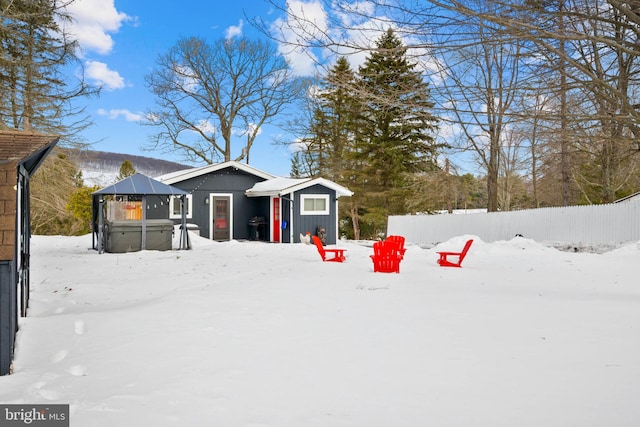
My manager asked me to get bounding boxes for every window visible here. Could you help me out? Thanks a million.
[169,195,192,219]
[300,194,330,215]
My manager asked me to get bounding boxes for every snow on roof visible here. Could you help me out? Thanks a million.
[246,177,311,196]
[156,161,275,184]
[246,176,353,197]
[154,160,353,197]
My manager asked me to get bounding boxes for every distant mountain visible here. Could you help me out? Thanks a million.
[68,150,190,187]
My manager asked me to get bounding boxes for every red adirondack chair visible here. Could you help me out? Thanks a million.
[370,241,402,273]
[436,239,474,268]
[312,235,346,262]
[385,235,407,260]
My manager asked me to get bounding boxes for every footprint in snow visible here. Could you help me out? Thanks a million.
[74,320,86,335]
[67,365,87,376]
[50,350,68,363]
[36,388,61,400]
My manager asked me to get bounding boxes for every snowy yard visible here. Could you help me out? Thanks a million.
[1,233,639,426]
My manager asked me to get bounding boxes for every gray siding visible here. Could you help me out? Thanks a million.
[146,195,169,220]
[148,168,269,240]
[0,261,15,375]
[281,198,291,243]
[291,184,339,245]
[147,169,347,244]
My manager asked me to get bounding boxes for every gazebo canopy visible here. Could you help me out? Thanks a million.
[92,173,189,253]
[93,173,188,196]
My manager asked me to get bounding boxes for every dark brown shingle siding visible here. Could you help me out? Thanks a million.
[0,130,58,259]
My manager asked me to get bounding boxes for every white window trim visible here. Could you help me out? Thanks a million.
[169,194,193,219]
[300,194,330,215]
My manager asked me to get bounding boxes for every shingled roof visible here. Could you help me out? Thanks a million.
[0,130,59,173]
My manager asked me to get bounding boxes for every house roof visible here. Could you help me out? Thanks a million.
[0,130,59,174]
[93,173,188,196]
[246,176,353,198]
[156,160,275,184]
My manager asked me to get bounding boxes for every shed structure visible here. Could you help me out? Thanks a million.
[92,173,190,253]
[0,130,59,375]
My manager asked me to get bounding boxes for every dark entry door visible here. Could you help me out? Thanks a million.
[273,197,280,243]
[212,196,230,240]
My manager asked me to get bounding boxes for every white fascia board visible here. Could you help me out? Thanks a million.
[282,177,354,197]
[157,161,276,184]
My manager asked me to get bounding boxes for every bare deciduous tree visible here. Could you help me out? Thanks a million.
[260,0,640,206]
[144,36,305,164]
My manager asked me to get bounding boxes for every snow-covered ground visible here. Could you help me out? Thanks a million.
[1,233,639,426]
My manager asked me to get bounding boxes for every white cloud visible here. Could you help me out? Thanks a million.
[436,117,462,141]
[232,123,263,137]
[289,138,307,153]
[335,1,376,27]
[281,45,320,77]
[173,65,200,94]
[97,108,142,122]
[285,0,328,35]
[85,61,125,90]
[271,0,329,76]
[64,0,130,56]
[247,122,262,136]
[270,1,442,83]
[196,120,217,135]
[225,20,244,39]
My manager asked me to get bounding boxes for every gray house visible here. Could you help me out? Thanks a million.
[154,161,352,245]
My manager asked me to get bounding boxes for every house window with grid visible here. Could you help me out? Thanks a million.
[300,194,330,215]
[169,195,193,219]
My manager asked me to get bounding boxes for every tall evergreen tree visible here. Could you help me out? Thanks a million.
[297,32,440,238]
[116,160,137,181]
[315,57,365,237]
[1,0,99,236]
[315,57,359,179]
[355,29,439,228]
[293,57,367,237]
[0,0,96,139]
[298,57,360,179]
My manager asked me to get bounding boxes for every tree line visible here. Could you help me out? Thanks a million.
[1,0,98,235]
[4,0,640,237]
[264,0,640,216]
[290,30,440,239]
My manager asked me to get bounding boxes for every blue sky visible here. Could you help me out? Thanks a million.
[63,0,304,177]
[62,0,476,177]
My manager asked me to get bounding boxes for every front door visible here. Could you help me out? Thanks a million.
[212,195,231,240]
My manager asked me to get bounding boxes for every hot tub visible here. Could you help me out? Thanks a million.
[105,219,174,253]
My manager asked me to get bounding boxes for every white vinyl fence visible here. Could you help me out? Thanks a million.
[387,200,640,245]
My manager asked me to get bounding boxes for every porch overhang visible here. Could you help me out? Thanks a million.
[245,177,353,198]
